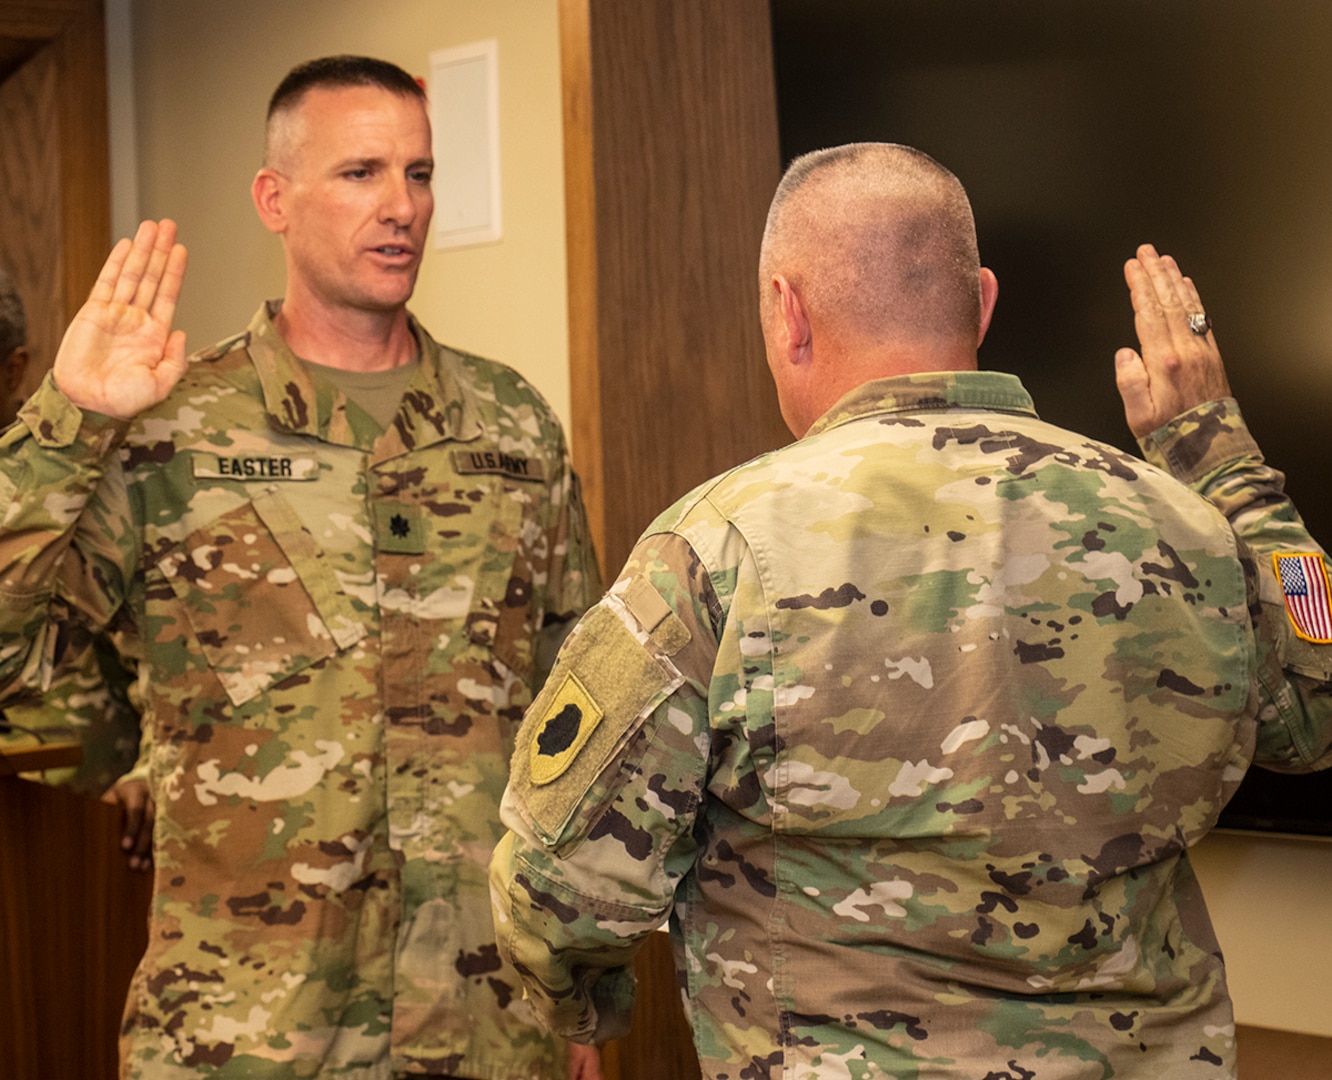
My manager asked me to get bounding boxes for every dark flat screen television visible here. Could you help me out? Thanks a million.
[772,0,1332,838]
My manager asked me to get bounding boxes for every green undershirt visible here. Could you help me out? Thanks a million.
[303,357,420,432]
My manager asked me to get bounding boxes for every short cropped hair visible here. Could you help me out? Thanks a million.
[264,55,425,166]
[0,264,25,360]
[760,143,983,344]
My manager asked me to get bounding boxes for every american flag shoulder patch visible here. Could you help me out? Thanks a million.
[1273,552,1332,643]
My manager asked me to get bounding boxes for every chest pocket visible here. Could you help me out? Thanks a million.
[458,477,539,680]
[156,487,366,707]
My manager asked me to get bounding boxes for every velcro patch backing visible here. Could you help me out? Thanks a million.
[621,575,691,656]
[513,598,683,847]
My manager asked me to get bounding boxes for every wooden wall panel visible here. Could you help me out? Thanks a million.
[561,3,785,1077]
[564,0,788,575]
[0,7,120,1078]
[0,773,153,1080]
[49,0,109,333]
[0,42,62,395]
[0,0,109,395]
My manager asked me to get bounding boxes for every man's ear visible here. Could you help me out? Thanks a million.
[251,169,287,235]
[977,267,999,346]
[774,273,813,367]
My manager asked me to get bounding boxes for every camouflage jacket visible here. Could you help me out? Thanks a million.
[0,303,599,1079]
[491,372,1332,1079]
[0,623,140,795]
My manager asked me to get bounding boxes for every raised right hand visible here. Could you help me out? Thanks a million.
[52,219,189,420]
[1114,243,1231,439]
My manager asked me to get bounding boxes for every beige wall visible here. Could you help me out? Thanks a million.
[127,0,571,429]
[1192,831,1332,1036]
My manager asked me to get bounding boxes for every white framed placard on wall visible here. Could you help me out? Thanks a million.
[429,39,502,249]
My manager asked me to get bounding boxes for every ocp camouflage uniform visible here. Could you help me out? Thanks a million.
[0,303,599,1078]
[491,372,1332,1079]
[0,617,141,795]
[1138,395,1332,713]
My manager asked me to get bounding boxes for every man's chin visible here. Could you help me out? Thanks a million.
[383,268,422,304]
[350,281,419,313]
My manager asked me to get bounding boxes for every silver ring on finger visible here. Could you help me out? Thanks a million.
[1187,311,1211,335]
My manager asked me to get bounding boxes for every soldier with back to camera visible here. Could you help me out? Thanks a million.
[490,143,1332,1079]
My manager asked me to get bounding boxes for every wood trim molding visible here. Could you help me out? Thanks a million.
[0,0,110,397]
[51,0,110,325]
[559,0,606,563]
[560,0,787,577]
[557,3,785,1077]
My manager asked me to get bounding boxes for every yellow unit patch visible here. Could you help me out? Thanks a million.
[530,672,604,786]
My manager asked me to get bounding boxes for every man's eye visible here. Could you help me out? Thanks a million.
[410,170,433,184]
[345,168,371,180]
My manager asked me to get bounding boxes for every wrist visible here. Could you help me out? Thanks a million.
[1138,398,1256,483]
[20,372,131,452]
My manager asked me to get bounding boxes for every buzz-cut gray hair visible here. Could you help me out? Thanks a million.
[759,143,983,344]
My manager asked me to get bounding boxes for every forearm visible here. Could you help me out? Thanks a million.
[493,545,716,1040]
[490,826,654,1043]
[1145,399,1332,770]
[1138,397,1314,552]
[526,437,602,694]
[490,671,704,1042]
[0,375,131,692]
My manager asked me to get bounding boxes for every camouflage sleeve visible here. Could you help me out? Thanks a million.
[1140,397,1332,770]
[1137,397,1314,549]
[0,622,142,794]
[491,528,723,1043]
[0,374,136,700]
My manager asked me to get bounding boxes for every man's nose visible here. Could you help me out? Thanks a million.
[380,175,417,225]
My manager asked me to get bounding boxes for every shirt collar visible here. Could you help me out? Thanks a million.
[804,370,1038,439]
[246,301,482,454]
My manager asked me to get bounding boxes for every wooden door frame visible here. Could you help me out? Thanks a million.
[0,0,110,325]
[561,0,787,574]
[0,9,120,1079]
[559,3,786,1077]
